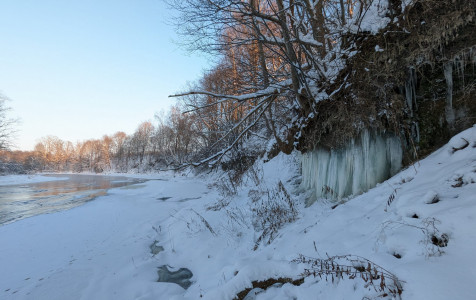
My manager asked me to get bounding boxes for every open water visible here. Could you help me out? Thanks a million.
[0,174,146,225]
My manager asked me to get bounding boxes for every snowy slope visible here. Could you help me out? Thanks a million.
[1,126,475,300]
[159,125,476,300]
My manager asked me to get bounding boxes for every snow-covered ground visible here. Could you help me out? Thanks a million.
[1,126,476,299]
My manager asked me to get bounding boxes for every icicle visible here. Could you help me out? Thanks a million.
[453,55,465,85]
[301,131,402,203]
[404,67,420,144]
[413,122,420,147]
[405,67,417,117]
[444,61,455,127]
[472,47,476,69]
[459,56,464,81]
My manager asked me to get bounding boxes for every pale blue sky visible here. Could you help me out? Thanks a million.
[0,0,209,150]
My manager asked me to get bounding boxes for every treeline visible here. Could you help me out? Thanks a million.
[1,106,220,173]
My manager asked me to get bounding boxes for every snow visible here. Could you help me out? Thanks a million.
[1,125,476,299]
[401,0,414,13]
[347,0,391,34]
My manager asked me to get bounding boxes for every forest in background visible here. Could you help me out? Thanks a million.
[0,107,200,173]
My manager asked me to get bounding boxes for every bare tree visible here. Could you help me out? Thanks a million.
[167,0,365,165]
[0,93,17,150]
[130,121,155,165]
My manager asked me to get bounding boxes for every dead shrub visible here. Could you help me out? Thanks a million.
[216,173,239,197]
[380,217,448,257]
[295,254,403,299]
[252,181,298,250]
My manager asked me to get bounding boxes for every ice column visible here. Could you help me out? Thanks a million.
[301,130,402,203]
[444,61,455,127]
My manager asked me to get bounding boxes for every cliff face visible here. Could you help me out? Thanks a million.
[299,0,476,164]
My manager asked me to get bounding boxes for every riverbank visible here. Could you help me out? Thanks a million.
[1,126,476,299]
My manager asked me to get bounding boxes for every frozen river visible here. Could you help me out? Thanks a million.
[0,174,146,225]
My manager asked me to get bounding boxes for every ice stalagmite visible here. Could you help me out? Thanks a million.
[301,131,402,203]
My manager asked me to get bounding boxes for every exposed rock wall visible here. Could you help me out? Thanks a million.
[299,0,475,202]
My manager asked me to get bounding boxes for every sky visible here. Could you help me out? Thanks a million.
[0,0,210,151]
